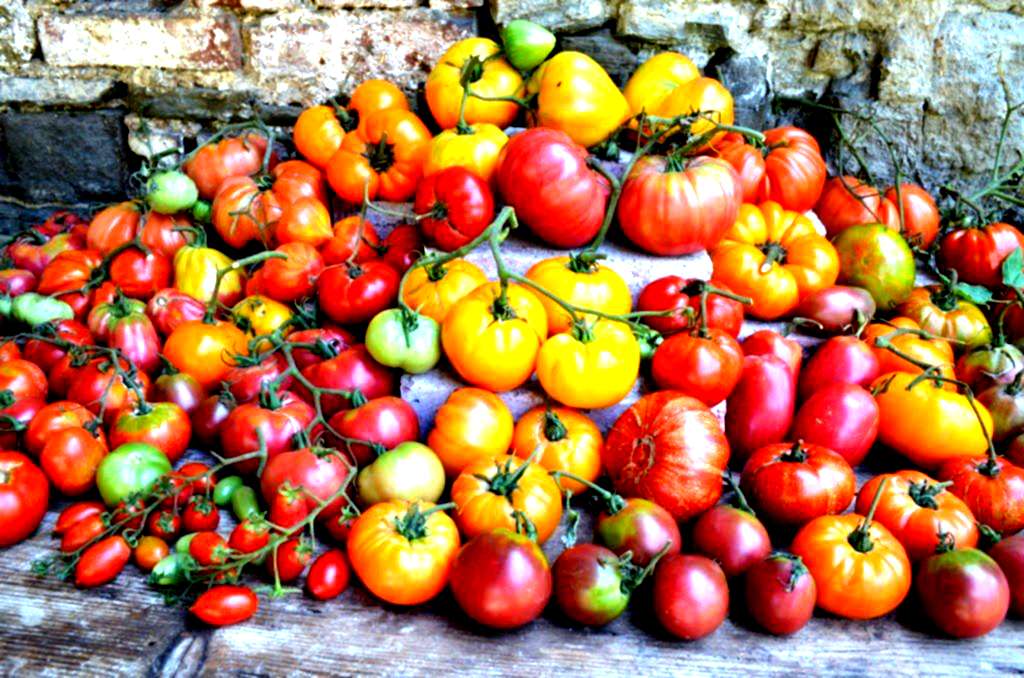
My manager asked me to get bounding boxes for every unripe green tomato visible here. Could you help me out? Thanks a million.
[213,475,244,506]
[95,443,172,507]
[230,485,260,522]
[501,20,556,72]
[357,442,446,506]
[146,170,199,214]
[12,292,74,326]
[833,223,916,311]
[365,308,441,374]
[149,553,186,586]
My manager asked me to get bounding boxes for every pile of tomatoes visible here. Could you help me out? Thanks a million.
[1,20,1024,640]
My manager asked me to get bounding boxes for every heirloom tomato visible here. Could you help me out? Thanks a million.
[67,358,152,424]
[500,19,555,71]
[109,248,171,300]
[327,395,419,467]
[594,497,682,567]
[898,284,992,349]
[37,248,103,318]
[109,401,192,463]
[427,387,513,477]
[0,451,49,546]
[725,354,795,463]
[744,553,816,636]
[647,76,733,147]
[146,288,206,336]
[939,222,1024,287]
[296,345,395,416]
[956,341,1024,393]
[415,167,494,252]
[653,554,729,640]
[740,442,855,525]
[988,534,1024,616]
[357,441,445,506]
[261,447,352,517]
[423,124,508,184]
[347,500,460,606]
[938,454,1024,536]
[286,326,355,369]
[24,400,96,457]
[220,390,315,474]
[401,259,486,324]
[426,38,522,131]
[139,212,195,260]
[258,242,323,303]
[833,223,916,310]
[39,426,107,496]
[794,285,877,336]
[603,392,729,520]
[163,320,248,391]
[173,235,244,306]
[317,261,400,326]
[222,354,290,404]
[378,223,421,273]
[0,268,36,297]
[863,317,954,381]
[95,442,172,507]
[798,335,879,400]
[691,490,771,577]
[0,393,44,450]
[651,329,743,407]
[978,375,1024,441]
[86,201,140,254]
[232,294,293,346]
[274,197,332,248]
[637,276,744,337]
[814,176,892,237]
[183,133,274,200]
[525,255,631,335]
[0,359,46,401]
[623,52,699,116]
[917,543,1009,638]
[536,319,640,409]
[741,329,803,382]
[365,308,441,375]
[883,183,940,249]
[791,383,879,466]
[320,216,381,266]
[512,406,602,495]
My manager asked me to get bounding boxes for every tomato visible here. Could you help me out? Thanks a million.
[222,354,290,405]
[442,282,547,392]
[39,426,107,496]
[0,268,37,298]
[652,554,729,640]
[940,222,1024,287]
[918,543,1009,638]
[791,383,879,466]
[401,259,486,325]
[744,553,816,636]
[320,216,381,266]
[269,487,309,529]
[623,51,698,113]
[423,124,508,184]
[54,501,104,535]
[110,401,192,463]
[133,535,170,572]
[978,376,1024,441]
[190,585,259,626]
[603,392,729,520]
[651,329,743,407]
[145,288,206,337]
[740,442,855,525]
[163,320,248,391]
[427,38,522,131]
[189,531,229,568]
[814,176,893,237]
[293,106,349,170]
[874,372,992,469]
[0,359,47,402]
[110,310,163,375]
[742,329,802,383]
[327,396,418,466]
[347,500,460,605]
[60,512,105,552]
[183,133,274,199]
[220,390,315,474]
[260,447,352,518]
[637,276,744,337]
[0,452,48,546]
[415,167,494,253]
[317,261,399,326]
[511,406,601,495]
[725,354,795,464]
[191,389,236,448]
[646,75,734,147]
[326,109,432,204]
[524,256,631,336]
[988,534,1024,616]
[883,183,940,249]
[833,223,916,311]
[619,155,742,256]
[864,317,955,381]
[108,248,171,301]
[536,319,640,409]
[449,529,551,629]
[795,285,877,336]
[229,517,270,554]
[259,242,323,303]
[711,201,839,319]
[139,212,195,260]
[356,440,444,506]
[798,335,879,401]
[274,197,332,248]
[495,128,610,248]
[67,358,153,424]
[181,496,220,533]
[287,326,356,369]
[451,454,562,544]
[898,285,992,350]
[713,127,826,212]
[857,470,978,562]
[378,223,422,274]
[75,535,130,587]
[691,494,771,577]
[144,170,197,215]
[86,201,140,254]
[23,401,93,457]
[427,387,513,477]
[306,549,350,601]
[0,393,43,451]
[267,537,312,583]
[232,294,293,347]
[9,230,84,277]
[296,345,395,416]
[938,455,1024,535]
[553,543,657,626]
[152,372,205,416]
[95,442,172,507]
[594,497,681,567]
[21,319,91,372]
[365,308,441,375]
[173,234,244,307]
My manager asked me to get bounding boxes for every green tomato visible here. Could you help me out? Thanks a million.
[175,532,197,556]
[0,295,11,317]
[11,292,74,326]
[230,485,260,522]
[191,199,212,223]
[95,442,172,507]
[501,19,556,71]
[357,441,446,506]
[149,553,186,586]
[146,170,199,214]
[213,475,244,506]
[833,224,916,311]
[365,308,441,374]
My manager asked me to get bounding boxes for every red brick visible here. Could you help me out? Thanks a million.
[37,14,242,70]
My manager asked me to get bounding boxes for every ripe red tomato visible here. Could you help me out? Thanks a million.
[740,442,855,525]
[713,127,826,212]
[229,518,271,553]
[145,288,206,337]
[691,499,771,577]
[182,496,221,532]
[415,166,495,251]
[938,455,1024,535]
[744,552,816,635]
[449,529,552,629]
[604,392,729,520]
[286,326,357,369]
[219,390,315,474]
[798,335,879,401]
[39,426,107,496]
[815,176,893,237]
[884,183,940,249]
[109,402,192,463]
[267,537,312,583]
[0,451,49,546]
[326,396,419,466]
[22,319,93,373]
[61,513,105,552]
[296,346,395,417]
[260,447,352,518]
[495,128,609,248]
[791,383,879,466]
[377,223,422,273]
[651,330,743,407]
[636,276,744,337]
[988,534,1024,616]
[190,585,259,626]
[54,501,105,535]
[0,394,44,451]
[307,549,350,601]
[0,359,47,401]
[189,531,228,568]
[146,509,181,541]
[653,554,729,640]
[222,354,292,404]
[109,248,172,299]
[260,242,324,303]
[317,261,400,326]
[191,390,236,448]
[594,497,682,567]
[741,329,802,383]
[917,544,1009,638]
[75,535,131,587]
[939,222,1024,287]
[725,354,795,464]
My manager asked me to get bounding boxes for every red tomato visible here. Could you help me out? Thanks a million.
[191,390,236,448]
[152,372,206,416]
[286,326,356,370]
[0,394,44,450]
[54,501,105,535]
[740,442,855,525]
[229,518,271,553]
[190,585,259,626]
[917,545,1009,638]
[22,319,93,373]
[61,513,105,552]
[183,133,274,199]
[0,451,49,546]
[938,455,1024,536]
[798,335,879,401]
[296,346,395,417]
[317,261,400,326]
[449,529,552,630]
[636,276,744,337]
[815,176,893,237]
[594,497,682,567]
[653,554,729,640]
[744,552,816,635]
[0,359,47,401]
[988,534,1024,616]
[267,537,312,583]
[219,390,315,474]
[260,447,352,518]
[189,531,228,567]
[75,535,130,587]
[222,354,292,404]
[651,330,743,407]
[725,354,795,464]
[495,128,609,248]
[260,242,324,303]
[182,496,221,532]
[603,392,730,520]
[884,184,940,249]
[326,396,419,466]
[0,268,37,296]
[134,535,170,572]
[320,216,381,266]
[307,549,351,601]
[39,426,107,496]
[377,223,422,273]
[691,499,771,577]
[109,402,192,463]
[791,383,879,466]
[415,166,495,252]
[146,509,181,541]
[109,248,172,300]
[145,288,206,337]
[741,330,802,383]
[939,222,1024,287]
[269,485,310,528]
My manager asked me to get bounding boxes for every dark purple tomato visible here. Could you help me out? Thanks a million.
[691,504,771,577]
[794,285,876,336]
[917,546,1009,638]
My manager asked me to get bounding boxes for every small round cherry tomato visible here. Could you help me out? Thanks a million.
[306,549,351,601]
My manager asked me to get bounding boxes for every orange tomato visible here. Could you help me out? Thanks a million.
[401,259,487,324]
[862,317,955,383]
[320,216,381,266]
[427,387,513,477]
[346,500,459,606]
[511,406,602,495]
[451,454,563,544]
[163,320,248,390]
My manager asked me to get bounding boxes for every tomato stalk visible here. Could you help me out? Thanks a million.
[908,479,953,510]
[617,542,671,593]
[722,471,756,515]
[551,469,627,548]
[202,250,286,323]
[848,477,888,553]
[393,501,457,541]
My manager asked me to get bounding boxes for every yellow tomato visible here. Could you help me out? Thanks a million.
[426,38,523,130]
[162,320,248,390]
[428,387,514,477]
[173,243,243,306]
[524,256,632,335]
[512,406,602,495]
[441,282,547,392]
[650,76,734,145]
[624,52,700,115]
[232,294,293,348]
[526,51,631,148]
[536,319,640,409]
[402,259,487,324]
[423,123,509,184]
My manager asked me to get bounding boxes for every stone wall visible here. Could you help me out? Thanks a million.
[1,0,1022,228]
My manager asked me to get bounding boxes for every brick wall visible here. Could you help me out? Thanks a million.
[1,0,1022,230]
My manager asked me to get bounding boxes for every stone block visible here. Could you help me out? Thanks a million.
[315,0,418,7]
[0,2,34,69]
[37,14,242,70]
[0,77,116,106]
[490,0,614,32]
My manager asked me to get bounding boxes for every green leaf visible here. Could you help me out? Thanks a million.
[1003,247,1024,289]
[954,282,994,305]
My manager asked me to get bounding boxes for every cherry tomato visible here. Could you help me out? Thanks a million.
[653,554,729,640]
[744,552,816,636]
[146,509,181,541]
[306,549,350,601]
[553,543,657,626]
[75,535,130,587]
[594,497,682,567]
[691,493,771,577]
[190,585,258,626]
[182,496,220,533]
[268,537,313,583]
[134,535,170,572]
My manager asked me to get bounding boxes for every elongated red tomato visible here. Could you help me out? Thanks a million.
[190,585,259,626]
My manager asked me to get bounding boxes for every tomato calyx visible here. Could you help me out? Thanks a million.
[848,476,887,553]
[393,501,456,542]
[723,471,757,516]
[490,295,518,321]
[758,241,788,273]
[908,479,952,510]
[570,319,595,343]
[567,250,604,274]
[543,409,567,442]
[779,441,808,464]
[425,261,449,282]
[0,389,15,409]
[364,133,395,174]
[612,541,671,595]
[478,456,531,498]
[978,523,1003,550]
[933,530,957,555]
[770,551,810,592]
